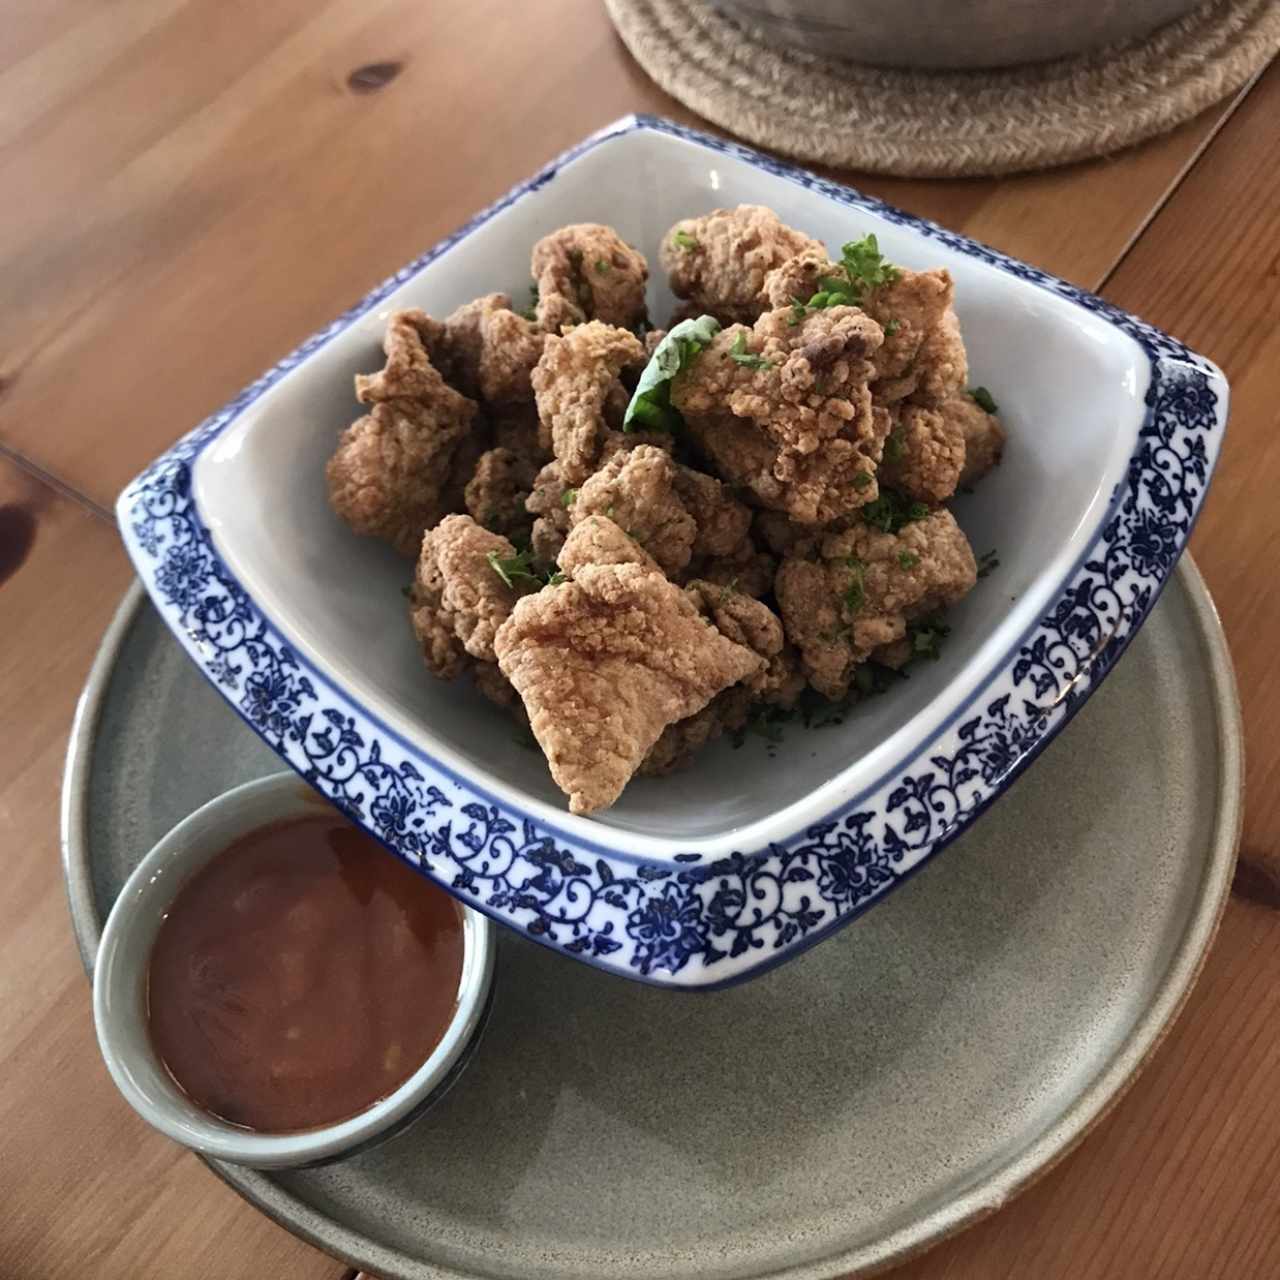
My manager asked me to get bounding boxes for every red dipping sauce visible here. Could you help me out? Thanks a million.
[147,814,464,1133]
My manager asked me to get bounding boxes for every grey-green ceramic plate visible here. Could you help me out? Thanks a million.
[63,559,1241,1280]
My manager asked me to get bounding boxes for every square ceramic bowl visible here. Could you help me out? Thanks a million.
[117,115,1228,989]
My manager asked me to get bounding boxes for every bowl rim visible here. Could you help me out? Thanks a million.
[91,771,496,1168]
[111,114,1230,988]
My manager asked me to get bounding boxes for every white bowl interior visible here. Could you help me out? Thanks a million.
[195,127,1146,854]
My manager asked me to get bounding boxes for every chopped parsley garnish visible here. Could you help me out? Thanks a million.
[910,615,951,661]
[898,550,919,569]
[788,301,807,326]
[883,318,900,336]
[840,233,900,296]
[485,548,544,589]
[729,330,773,370]
[860,488,929,534]
[842,556,865,614]
[561,487,578,508]
[623,314,722,432]
[718,577,738,602]
[594,259,610,273]
[884,426,906,464]
[546,570,567,587]
[968,385,999,414]
[520,282,539,322]
[977,549,1000,578]
[853,470,872,490]
[671,229,698,249]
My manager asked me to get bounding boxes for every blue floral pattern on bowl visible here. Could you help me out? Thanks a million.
[118,115,1226,989]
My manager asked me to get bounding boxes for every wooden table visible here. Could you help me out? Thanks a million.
[3,4,1278,1277]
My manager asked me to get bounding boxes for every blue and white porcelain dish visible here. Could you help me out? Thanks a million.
[116,115,1228,989]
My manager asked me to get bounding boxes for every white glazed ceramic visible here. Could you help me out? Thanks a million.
[115,115,1228,988]
[92,772,495,1169]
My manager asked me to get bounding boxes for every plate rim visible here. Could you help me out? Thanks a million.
[61,554,1243,1280]
[108,113,1231,987]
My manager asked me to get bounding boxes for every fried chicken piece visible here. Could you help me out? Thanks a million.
[907,305,968,407]
[464,447,541,541]
[494,562,763,814]
[525,460,573,564]
[557,515,661,576]
[879,404,966,505]
[431,294,547,405]
[491,403,547,459]
[411,516,527,675]
[775,510,977,699]
[641,584,803,775]
[690,535,777,599]
[661,205,826,324]
[531,321,648,485]
[864,268,954,386]
[672,307,886,523]
[568,446,752,578]
[532,224,649,333]
[946,394,1007,487]
[328,312,479,556]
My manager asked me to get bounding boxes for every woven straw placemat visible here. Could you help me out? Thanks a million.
[605,0,1280,176]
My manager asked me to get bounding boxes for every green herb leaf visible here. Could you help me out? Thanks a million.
[788,302,807,326]
[842,556,865,615]
[671,229,698,249]
[807,291,830,309]
[898,551,919,569]
[594,259,610,273]
[623,314,722,433]
[561,488,578,508]
[839,233,901,298]
[884,426,906,465]
[860,488,930,535]
[729,330,773,370]
[883,318,900,336]
[546,570,567,587]
[853,470,872,490]
[977,549,1000,579]
[968,385,999,414]
[909,614,951,661]
[486,548,544,590]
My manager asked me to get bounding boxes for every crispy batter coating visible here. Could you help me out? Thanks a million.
[558,514,662,576]
[690,536,778,599]
[907,306,968,407]
[327,311,479,556]
[672,306,886,523]
[531,321,648,485]
[864,268,953,385]
[426,295,547,405]
[464,447,541,541]
[775,510,977,698]
[879,404,966,505]
[641,584,802,774]
[946,394,1007,487]
[411,515,527,673]
[494,562,763,814]
[525,460,573,564]
[572,446,695,575]
[661,205,826,323]
[532,224,649,333]
[569,446,752,577]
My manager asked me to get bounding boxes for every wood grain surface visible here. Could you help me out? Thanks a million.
[0,1,1277,1277]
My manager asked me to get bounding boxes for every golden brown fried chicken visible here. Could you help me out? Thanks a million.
[494,561,763,814]
[525,460,574,565]
[464,447,541,542]
[531,321,648,485]
[946,394,1006,487]
[429,294,547,405]
[661,205,826,323]
[878,403,966,506]
[641,582,803,775]
[557,514,662,576]
[775,510,977,699]
[690,536,778,599]
[327,311,479,556]
[409,515,529,682]
[568,445,752,578]
[532,224,649,333]
[674,306,888,524]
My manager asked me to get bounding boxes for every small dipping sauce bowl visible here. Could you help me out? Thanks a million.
[93,773,494,1169]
